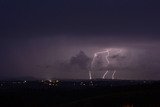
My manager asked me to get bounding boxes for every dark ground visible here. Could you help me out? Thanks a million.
[0,79,160,107]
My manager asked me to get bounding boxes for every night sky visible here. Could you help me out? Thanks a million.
[0,0,160,80]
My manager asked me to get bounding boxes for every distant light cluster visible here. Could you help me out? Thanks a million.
[41,79,59,86]
[0,80,153,89]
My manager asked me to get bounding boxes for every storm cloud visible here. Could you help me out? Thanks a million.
[0,0,160,80]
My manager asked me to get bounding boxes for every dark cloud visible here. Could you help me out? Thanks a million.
[0,34,160,80]
[50,51,91,79]
[1,0,160,36]
[0,0,160,80]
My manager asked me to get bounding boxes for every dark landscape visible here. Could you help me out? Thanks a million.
[0,79,160,107]
[1,0,160,107]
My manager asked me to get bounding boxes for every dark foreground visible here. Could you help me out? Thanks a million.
[0,79,160,107]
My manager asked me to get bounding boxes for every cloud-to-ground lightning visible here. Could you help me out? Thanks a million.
[112,70,116,79]
[89,70,92,80]
[102,70,109,79]
[89,48,121,80]
[89,49,111,79]
[102,49,111,79]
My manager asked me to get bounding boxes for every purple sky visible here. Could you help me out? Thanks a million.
[0,0,160,80]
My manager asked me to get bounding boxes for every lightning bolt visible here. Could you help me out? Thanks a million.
[102,49,121,79]
[89,48,122,80]
[89,49,111,79]
[102,70,109,79]
[89,70,92,80]
[112,70,116,79]
[102,49,111,79]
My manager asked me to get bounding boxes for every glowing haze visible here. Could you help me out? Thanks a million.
[0,0,160,80]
